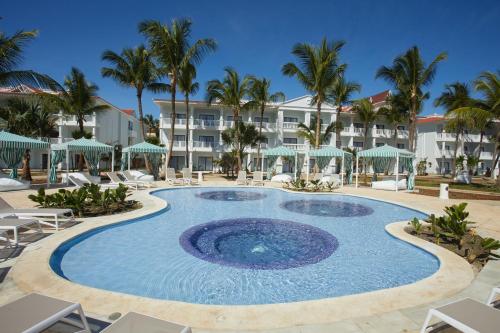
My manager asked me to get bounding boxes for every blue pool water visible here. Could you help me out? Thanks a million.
[51,187,438,305]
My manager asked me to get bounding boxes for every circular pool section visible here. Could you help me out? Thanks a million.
[196,190,266,201]
[281,199,374,217]
[180,218,338,269]
[50,187,438,305]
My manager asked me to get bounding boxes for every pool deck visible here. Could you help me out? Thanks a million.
[0,181,499,332]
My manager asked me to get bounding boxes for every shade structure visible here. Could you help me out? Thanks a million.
[122,141,167,180]
[262,145,298,180]
[0,131,50,178]
[308,146,353,186]
[356,144,415,191]
[50,138,114,183]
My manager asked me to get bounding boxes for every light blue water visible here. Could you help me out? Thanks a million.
[51,187,438,305]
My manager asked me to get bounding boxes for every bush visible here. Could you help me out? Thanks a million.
[28,184,137,217]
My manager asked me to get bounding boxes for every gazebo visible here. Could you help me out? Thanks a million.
[262,146,300,181]
[49,138,114,185]
[121,142,167,180]
[0,131,50,179]
[308,146,353,186]
[356,144,415,191]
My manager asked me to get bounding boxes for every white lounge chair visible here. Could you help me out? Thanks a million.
[166,168,183,185]
[68,176,120,190]
[487,286,500,306]
[236,171,248,185]
[270,174,293,183]
[0,197,74,231]
[420,292,500,333]
[0,293,90,333]
[0,217,43,245]
[371,176,407,191]
[0,230,13,248]
[101,312,191,333]
[0,173,30,192]
[252,171,265,186]
[122,170,155,185]
[62,172,100,185]
[181,168,197,185]
[120,171,155,188]
[106,172,140,190]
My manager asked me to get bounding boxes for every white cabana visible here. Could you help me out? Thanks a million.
[308,146,353,187]
[262,146,300,181]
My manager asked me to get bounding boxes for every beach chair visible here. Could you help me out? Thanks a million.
[0,197,74,232]
[0,293,90,333]
[105,172,140,190]
[181,168,197,185]
[101,312,191,333]
[121,170,155,187]
[252,171,264,186]
[236,171,248,185]
[68,176,120,190]
[0,217,43,245]
[0,230,13,248]
[420,297,500,333]
[166,168,183,185]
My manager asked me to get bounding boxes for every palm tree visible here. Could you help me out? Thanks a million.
[221,122,265,170]
[139,18,217,168]
[178,63,199,167]
[376,46,447,152]
[352,98,378,150]
[330,76,361,148]
[0,29,61,90]
[101,45,167,140]
[247,77,285,170]
[474,71,500,183]
[435,82,479,176]
[47,68,108,170]
[296,116,335,147]
[378,94,408,146]
[143,114,159,137]
[206,68,251,172]
[282,38,346,148]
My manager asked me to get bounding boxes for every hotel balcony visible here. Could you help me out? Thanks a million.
[160,118,188,129]
[397,129,409,139]
[479,151,493,160]
[171,141,187,151]
[373,129,393,138]
[440,149,454,158]
[283,122,300,130]
[283,143,306,151]
[246,121,277,131]
[193,141,218,152]
[193,119,220,129]
[56,115,96,127]
[436,132,456,141]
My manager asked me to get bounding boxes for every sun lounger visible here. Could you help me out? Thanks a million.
[101,312,191,333]
[166,168,183,185]
[252,171,264,186]
[236,171,248,185]
[270,174,292,183]
[0,230,13,248]
[487,286,500,306]
[0,197,74,231]
[0,293,90,333]
[181,168,197,185]
[106,172,140,190]
[420,297,500,333]
[68,176,120,190]
[121,170,155,187]
[371,177,407,191]
[125,170,155,183]
[0,217,43,245]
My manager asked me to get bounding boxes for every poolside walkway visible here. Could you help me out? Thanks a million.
[0,181,499,333]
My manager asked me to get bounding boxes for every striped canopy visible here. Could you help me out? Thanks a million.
[357,144,414,158]
[0,131,49,150]
[122,141,167,154]
[309,146,352,157]
[51,138,113,152]
[263,146,296,157]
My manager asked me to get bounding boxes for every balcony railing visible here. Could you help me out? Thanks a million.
[397,129,409,138]
[437,132,456,140]
[193,141,216,149]
[194,119,220,128]
[353,128,364,134]
[283,122,299,129]
[283,143,305,151]
[163,118,188,126]
[172,141,186,148]
[374,128,393,137]
[479,151,493,160]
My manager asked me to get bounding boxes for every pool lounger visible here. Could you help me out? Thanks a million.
[121,170,156,188]
[102,312,191,333]
[106,172,141,190]
[0,197,74,231]
[236,171,249,185]
[0,217,43,245]
[420,296,500,333]
[181,168,198,185]
[252,171,265,186]
[0,293,91,333]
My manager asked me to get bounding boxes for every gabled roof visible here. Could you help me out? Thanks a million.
[369,90,391,104]
[357,144,414,158]
[263,145,297,156]
[0,131,49,150]
[279,95,335,110]
[51,138,113,152]
[417,115,445,124]
[309,146,352,157]
[123,141,166,154]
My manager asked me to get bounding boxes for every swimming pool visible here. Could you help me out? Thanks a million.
[50,187,438,305]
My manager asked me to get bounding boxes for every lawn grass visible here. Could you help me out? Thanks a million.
[416,177,500,194]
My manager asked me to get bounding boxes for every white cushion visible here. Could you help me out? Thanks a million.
[129,170,154,182]
[271,174,293,182]
[61,172,101,184]
[372,178,407,190]
[0,178,31,192]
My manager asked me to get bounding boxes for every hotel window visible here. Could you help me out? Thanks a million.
[376,142,384,147]
[128,121,133,130]
[397,143,405,149]
[353,122,363,129]
[464,145,469,152]
[254,116,269,123]
[226,115,242,121]
[283,138,298,144]
[259,137,269,143]
[397,125,406,130]
[177,114,186,119]
[376,124,385,129]
[174,135,185,142]
[198,136,214,143]
[353,141,363,148]
[445,145,451,151]
[284,117,298,123]
[197,156,213,171]
[198,114,215,120]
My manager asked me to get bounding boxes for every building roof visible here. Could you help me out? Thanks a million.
[417,115,445,124]
[369,90,391,104]
[121,109,136,116]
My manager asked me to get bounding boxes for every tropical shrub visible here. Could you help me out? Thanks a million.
[28,184,137,217]
[409,218,423,235]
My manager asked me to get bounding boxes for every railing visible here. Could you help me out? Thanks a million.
[397,129,409,138]
[194,119,220,128]
[353,128,364,134]
[437,132,456,140]
[480,151,493,160]
[172,141,186,148]
[247,121,276,130]
[440,149,454,158]
[193,141,216,149]
[375,128,393,137]
[163,118,188,125]
[223,120,234,127]
[342,127,352,134]
[283,122,299,129]
[283,143,305,151]
[57,115,95,126]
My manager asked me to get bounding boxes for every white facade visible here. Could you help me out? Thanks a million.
[154,91,412,172]
[416,115,499,175]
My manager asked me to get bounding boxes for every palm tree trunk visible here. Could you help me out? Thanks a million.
[477,131,484,159]
[256,103,264,171]
[21,149,32,181]
[137,92,151,173]
[408,96,417,152]
[78,119,85,171]
[315,101,322,148]
[393,125,398,147]
[166,78,176,169]
[185,95,190,168]
[452,131,460,177]
[234,107,241,173]
[335,105,342,148]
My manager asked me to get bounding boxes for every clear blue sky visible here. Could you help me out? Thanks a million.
[3,0,499,117]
